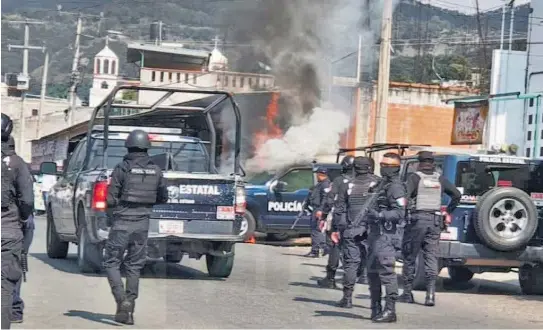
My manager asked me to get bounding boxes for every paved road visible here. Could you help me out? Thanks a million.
[13,216,543,329]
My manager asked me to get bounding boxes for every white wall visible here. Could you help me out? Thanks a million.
[488,49,527,149]
[525,1,543,159]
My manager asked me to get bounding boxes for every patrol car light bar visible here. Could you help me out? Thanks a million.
[92,125,183,135]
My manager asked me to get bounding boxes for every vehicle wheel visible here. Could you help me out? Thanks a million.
[519,263,543,295]
[474,187,538,252]
[77,222,104,274]
[241,210,256,241]
[206,246,235,278]
[266,233,290,241]
[412,251,427,291]
[164,252,183,263]
[448,266,474,283]
[46,206,69,259]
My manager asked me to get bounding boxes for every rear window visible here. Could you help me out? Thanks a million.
[455,161,541,196]
[88,139,210,173]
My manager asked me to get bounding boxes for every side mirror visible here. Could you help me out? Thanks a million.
[62,159,69,173]
[274,181,288,192]
[40,162,57,175]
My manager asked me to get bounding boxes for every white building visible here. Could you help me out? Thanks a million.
[488,1,543,159]
[89,39,119,107]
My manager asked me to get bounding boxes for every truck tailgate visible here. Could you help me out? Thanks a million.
[150,173,240,238]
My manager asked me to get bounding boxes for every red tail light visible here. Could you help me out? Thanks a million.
[92,180,109,211]
[235,186,246,215]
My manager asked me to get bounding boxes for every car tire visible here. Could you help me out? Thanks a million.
[164,252,183,263]
[474,187,538,252]
[519,263,543,295]
[412,251,427,291]
[448,266,474,283]
[46,206,69,259]
[206,246,235,278]
[241,210,257,241]
[77,219,104,274]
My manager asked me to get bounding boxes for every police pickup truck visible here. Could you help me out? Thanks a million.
[40,86,246,278]
[243,162,343,240]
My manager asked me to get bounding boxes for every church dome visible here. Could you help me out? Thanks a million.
[209,48,228,71]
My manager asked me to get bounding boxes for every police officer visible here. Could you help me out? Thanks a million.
[9,137,36,324]
[304,167,331,258]
[399,151,461,306]
[104,129,168,325]
[317,156,354,288]
[365,152,406,323]
[1,113,34,330]
[332,156,379,309]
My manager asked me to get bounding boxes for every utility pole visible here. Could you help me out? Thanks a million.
[7,20,46,156]
[373,0,393,145]
[500,1,507,50]
[68,15,82,126]
[508,0,515,51]
[37,51,49,139]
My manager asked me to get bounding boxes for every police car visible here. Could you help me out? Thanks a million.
[243,162,343,240]
[354,143,543,295]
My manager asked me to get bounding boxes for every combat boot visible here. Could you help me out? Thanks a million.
[370,299,382,320]
[336,293,353,308]
[425,281,436,307]
[317,270,337,289]
[398,284,414,303]
[116,300,135,325]
[372,300,397,323]
[114,302,129,324]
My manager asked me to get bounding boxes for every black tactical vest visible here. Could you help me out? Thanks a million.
[1,152,15,208]
[120,161,161,204]
[346,175,378,225]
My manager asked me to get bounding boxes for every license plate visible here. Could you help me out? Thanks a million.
[216,206,235,220]
[440,227,458,241]
[158,220,184,234]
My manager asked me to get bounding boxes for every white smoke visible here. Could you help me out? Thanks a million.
[244,107,350,174]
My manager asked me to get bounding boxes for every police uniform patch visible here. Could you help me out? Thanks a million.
[396,197,407,207]
[324,187,331,193]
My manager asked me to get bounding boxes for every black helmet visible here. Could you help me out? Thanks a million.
[353,156,372,173]
[1,113,13,141]
[125,129,151,150]
[340,155,354,171]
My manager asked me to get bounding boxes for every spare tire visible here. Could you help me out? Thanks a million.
[474,187,538,251]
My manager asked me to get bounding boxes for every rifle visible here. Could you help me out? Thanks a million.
[350,179,386,229]
[290,200,311,230]
[21,252,28,282]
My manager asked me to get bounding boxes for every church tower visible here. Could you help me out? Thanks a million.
[89,37,119,107]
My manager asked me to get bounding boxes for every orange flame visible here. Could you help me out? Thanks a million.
[252,92,284,170]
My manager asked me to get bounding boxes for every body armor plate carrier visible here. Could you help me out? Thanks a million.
[414,171,442,212]
[1,152,14,208]
[120,162,160,204]
[346,177,375,225]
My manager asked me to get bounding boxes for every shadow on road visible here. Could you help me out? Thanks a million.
[64,310,121,326]
[30,253,224,281]
[313,310,369,320]
[294,296,370,309]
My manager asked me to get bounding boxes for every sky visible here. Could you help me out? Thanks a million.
[420,0,531,14]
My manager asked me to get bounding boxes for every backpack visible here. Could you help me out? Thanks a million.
[1,151,14,208]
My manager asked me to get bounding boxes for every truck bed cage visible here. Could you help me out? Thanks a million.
[86,85,242,174]
[336,143,431,162]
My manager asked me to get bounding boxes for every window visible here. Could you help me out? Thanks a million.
[248,78,253,87]
[240,77,245,88]
[541,130,543,139]
[224,76,229,87]
[103,59,109,74]
[95,59,101,74]
[455,161,533,196]
[232,77,237,87]
[160,72,164,82]
[528,131,532,141]
[111,60,116,75]
[66,140,87,173]
[529,114,533,125]
[541,147,543,157]
[279,169,314,193]
[526,148,531,158]
[184,73,189,83]
[151,71,156,82]
[192,74,197,84]
[168,72,173,81]
[177,73,181,83]
[88,139,209,173]
[31,109,38,116]
[101,81,109,89]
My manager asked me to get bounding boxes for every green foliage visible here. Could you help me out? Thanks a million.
[391,54,472,84]
[122,90,137,101]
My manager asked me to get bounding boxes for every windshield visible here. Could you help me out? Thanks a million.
[88,138,210,173]
[455,161,539,196]
[246,172,275,185]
